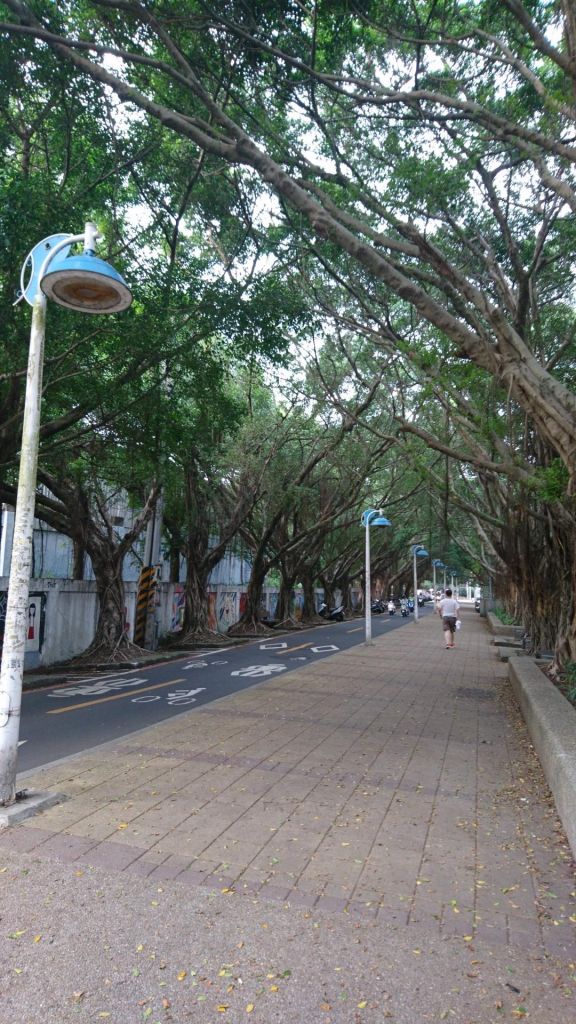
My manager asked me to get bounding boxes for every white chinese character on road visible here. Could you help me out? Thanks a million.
[230,664,287,678]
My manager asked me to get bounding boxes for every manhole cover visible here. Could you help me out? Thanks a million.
[454,687,495,702]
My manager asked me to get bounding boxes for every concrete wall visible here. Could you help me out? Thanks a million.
[1,579,361,668]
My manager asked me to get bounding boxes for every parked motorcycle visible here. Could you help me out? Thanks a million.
[318,602,345,622]
[474,597,481,613]
[371,599,386,614]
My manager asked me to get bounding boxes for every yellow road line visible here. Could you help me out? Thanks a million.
[47,677,186,714]
[277,642,313,654]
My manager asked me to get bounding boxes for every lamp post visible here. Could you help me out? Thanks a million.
[0,223,132,806]
[361,508,391,645]
[411,544,428,622]
[431,559,445,604]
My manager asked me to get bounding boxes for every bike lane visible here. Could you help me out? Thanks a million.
[18,610,429,772]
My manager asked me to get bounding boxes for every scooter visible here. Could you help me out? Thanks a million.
[318,602,345,622]
[407,599,414,613]
[400,604,409,617]
[387,602,396,616]
[371,599,386,614]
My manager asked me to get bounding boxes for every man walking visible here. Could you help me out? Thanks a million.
[437,588,460,648]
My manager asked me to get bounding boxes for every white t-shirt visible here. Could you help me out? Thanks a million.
[438,597,460,617]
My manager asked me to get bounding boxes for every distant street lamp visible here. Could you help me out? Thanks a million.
[361,508,391,645]
[431,559,445,603]
[411,544,428,622]
[0,223,132,806]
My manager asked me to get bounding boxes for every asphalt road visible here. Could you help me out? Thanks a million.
[18,608,432,774]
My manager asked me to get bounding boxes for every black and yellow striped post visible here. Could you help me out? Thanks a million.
[134,565,156,647]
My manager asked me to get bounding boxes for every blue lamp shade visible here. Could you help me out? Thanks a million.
[41,251,132,314]
[361,508,391,527]
[415,547,428,557]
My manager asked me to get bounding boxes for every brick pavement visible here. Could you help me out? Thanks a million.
[1,606,574,967]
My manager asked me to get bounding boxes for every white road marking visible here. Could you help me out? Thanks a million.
[49,677,149,697]
[231,664,288,678]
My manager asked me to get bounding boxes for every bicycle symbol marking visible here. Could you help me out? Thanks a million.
[132,687,206,706]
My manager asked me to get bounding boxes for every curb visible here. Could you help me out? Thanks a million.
[508,656,576,859]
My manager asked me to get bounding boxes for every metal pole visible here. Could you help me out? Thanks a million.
[433,562,437,603]
[0,293,46,804]
[0,226,95,805]
[413,549,419,622]
[365,518,372,645]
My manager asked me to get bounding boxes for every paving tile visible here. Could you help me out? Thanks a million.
[34,833,98,862]
[285,890,318,908]
[124,858,163,879]
[0,825,52,852]
[9,606,574,963]
[146,855,193,880]
[76,839,143,871]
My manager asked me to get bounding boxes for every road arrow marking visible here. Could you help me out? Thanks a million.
[259,642,288,650]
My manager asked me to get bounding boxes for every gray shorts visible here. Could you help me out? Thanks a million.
[442,616,457,633]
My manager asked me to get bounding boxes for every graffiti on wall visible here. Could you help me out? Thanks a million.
[171,584,185,631]
[0,591,46,654]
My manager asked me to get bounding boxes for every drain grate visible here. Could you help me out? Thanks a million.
[454,687,495,702]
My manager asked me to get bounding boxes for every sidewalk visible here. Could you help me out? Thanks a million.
[1,609,574,1023]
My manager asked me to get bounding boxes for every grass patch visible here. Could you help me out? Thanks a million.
[493,606,519,626]
[558,662,576,709]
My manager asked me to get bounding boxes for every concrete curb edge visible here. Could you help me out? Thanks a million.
[508,656,576,859]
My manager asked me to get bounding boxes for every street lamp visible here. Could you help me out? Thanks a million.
[361,508,391,645]
[431,559,445,604]
[0,223,132,806]
[411,544,428,622]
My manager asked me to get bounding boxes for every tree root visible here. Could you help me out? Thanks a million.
[163,627,238,648]
[62,634,147,667]
[273,616,304,630]
[227,618,271,636]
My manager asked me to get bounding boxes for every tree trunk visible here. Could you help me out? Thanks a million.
[69,545,139,664]
[275,573,299,627]
[72,539,85,580]
[228,551,270,635]
[169,547,180,583]
[300,571,321,622]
